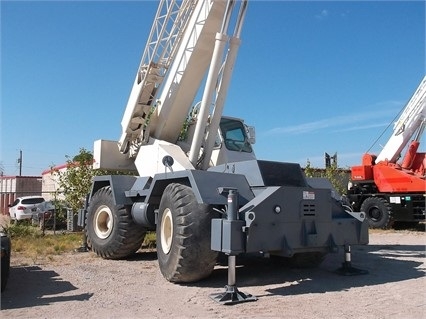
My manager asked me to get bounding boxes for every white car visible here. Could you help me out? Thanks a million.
[8,196,47,221]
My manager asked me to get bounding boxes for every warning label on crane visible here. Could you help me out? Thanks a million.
[303,191,315,200]
[389,196,401,204]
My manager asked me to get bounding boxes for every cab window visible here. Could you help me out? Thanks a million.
[219,118,252,153]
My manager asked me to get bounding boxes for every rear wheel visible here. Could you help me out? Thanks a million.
[86,186,146,259]
[361,197,392,229]
[156,183,218,283]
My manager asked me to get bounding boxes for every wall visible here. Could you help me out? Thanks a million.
[0,176,43,215]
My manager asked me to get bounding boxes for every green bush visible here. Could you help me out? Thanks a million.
[2,222,42,239]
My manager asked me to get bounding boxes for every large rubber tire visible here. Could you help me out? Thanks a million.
[156,183,218,283]
[86,186,146,259]
[361,197,392,229]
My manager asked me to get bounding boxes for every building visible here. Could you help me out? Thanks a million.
[0,162,70,215]
[0,175,43,215]
[41,164,68,202]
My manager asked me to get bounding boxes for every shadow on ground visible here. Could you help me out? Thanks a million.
[1,266,93,310]
[190,242,425,298]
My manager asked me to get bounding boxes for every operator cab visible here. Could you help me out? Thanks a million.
[210,116,257,167]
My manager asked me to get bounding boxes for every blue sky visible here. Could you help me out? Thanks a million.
[1,0,425,176]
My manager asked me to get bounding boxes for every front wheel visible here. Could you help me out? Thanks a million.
[156,183,218,283]
[86,186,146,259]
[361,197,392,229]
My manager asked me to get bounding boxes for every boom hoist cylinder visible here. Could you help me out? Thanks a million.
[189,0,248,170]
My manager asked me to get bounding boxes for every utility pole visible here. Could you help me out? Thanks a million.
[17,149,22,176]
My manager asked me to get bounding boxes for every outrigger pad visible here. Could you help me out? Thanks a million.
[335,262,369,276]
[210,285,257,305]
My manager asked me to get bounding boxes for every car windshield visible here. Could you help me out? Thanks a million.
[21,198,44,205]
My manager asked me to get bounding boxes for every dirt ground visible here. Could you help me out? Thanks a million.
[1,227,425,319]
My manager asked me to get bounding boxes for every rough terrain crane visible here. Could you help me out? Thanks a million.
[82,0,368,295]
[348,76,426,228]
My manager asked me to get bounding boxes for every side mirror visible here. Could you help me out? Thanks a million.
[245,125,256,144]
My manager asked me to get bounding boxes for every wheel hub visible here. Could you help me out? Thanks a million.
[160,208,173,255]
[94,205,114,239]
[369,207,382,221]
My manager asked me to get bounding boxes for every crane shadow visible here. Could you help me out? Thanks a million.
[192,243,425,297]
[1,266,93,310]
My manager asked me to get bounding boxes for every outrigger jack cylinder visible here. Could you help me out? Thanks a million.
[210,188,257,305]
[335,245,368,276]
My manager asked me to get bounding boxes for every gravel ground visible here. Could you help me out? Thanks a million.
[1,228,425,319]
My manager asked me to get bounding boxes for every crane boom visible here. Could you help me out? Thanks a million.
[150,0,228,142]
[375,76,426,164]
[98,0,251,176]
[117,0,238,161]
[118,0,197,157]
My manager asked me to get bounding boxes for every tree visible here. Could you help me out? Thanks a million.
[304,160,349,196]
[52,148,135,214]
[52,148,99,213]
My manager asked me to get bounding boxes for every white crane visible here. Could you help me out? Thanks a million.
[86,0,368,292]
[376,76,426,164]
